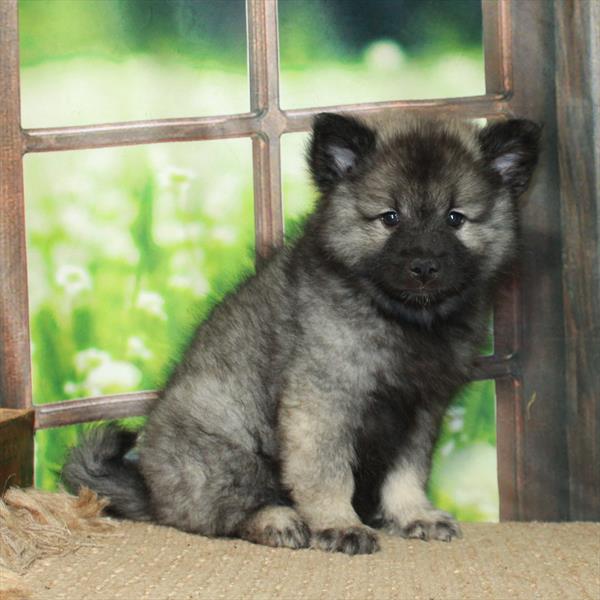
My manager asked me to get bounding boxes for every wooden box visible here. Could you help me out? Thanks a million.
[0,408,34,490]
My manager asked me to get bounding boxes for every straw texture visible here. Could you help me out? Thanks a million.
[18,520,599,600]
[0,487,115,574]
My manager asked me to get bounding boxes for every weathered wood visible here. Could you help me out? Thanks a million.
[35,391,157,429]
[482,0,512,95]
[247,0,285,262]
[0,0,32,410]
[481,0,527,521]
[492,275,523,521]
[23,96,511,154]
[505,0,570,520]
[554,0,600,521]
[0,409,34,489]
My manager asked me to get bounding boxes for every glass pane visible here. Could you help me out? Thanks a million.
[429,380,498,522]
[27,139,254,489]
[282,132,313,239]
[26,139,254,403]
[19,0,248,127]
[36,425,80,490]
[279,0,484,109]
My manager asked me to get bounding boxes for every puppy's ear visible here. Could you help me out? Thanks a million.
[308,113,377,194]
[479,119,542,197]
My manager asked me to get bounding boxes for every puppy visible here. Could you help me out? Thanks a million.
[63,113,540,554]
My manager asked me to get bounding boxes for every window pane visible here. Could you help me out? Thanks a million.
[429,380,498,522]
[282,132,313,239]
[25,139,254,409]
[279,0,484,109]
[28,139,254,490]
[36,425,80,490]
[19,0,248,127]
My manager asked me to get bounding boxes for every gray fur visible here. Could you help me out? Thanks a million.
[63,114,540,554]
[62,424,151,521]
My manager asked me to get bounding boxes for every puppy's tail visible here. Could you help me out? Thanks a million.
[62,424,152,521]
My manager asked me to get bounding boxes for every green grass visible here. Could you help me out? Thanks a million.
[24,48,497,522]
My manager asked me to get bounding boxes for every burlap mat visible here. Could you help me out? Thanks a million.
[14,521,599,599]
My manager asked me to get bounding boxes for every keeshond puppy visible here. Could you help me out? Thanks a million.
[63,113,540,555]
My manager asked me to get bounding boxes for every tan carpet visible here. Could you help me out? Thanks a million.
[15,521,600,600]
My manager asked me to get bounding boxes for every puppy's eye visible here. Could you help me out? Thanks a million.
[447,210,466,228]
[380,211,400,227]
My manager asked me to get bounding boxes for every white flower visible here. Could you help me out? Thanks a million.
[169,273,210,298]
[101,230,139,264]
[184,223,204,242]
[59,206,95,236]
[158,166,195,192]
[435,443,499,521]
[73,349,143,396]
[432,55,484,96]
[55,265,92,296]
[201,174,241,220]
[75,348,111,375]
[84,360,142,396]
[446,406,465,433]
[440,441,455,457]
[127,336,153,361]
[63,381,81,396]
[136,290,167,319]
[154,221,205,246]
[211,225,237,245]
[170,249,205,271]
[363,40,405,71]
[448,415,464,433]
[154,219,188,245]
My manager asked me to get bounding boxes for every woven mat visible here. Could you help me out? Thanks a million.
[17,521,600,600]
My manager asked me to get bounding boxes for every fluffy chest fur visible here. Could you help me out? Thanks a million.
[280,255,483,522]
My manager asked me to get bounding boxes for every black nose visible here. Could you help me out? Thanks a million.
[409,258,440,284]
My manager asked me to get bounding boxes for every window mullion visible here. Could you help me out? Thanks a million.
[482,0,513,97]
[0,0,32,410]
[247,0,284,263]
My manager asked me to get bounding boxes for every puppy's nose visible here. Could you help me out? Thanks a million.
[409,258,440,284]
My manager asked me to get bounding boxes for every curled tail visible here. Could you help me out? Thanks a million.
[62,424,152,521]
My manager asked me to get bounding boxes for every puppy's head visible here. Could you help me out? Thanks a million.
[308,113,541,325]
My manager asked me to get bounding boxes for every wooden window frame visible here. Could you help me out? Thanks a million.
[1,0,598,521]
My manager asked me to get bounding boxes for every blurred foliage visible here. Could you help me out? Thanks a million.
[21,0,496,521]
[19,0,247,67]
[430,381,498,521]
[279,0,482,66]
[20,0,482,67]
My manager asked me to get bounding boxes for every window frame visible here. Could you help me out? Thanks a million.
[1,0,598,521]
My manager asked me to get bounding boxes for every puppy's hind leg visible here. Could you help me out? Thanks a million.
[238,505,310,550]
[141,434,287,538]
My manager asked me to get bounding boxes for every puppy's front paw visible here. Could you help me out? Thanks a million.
[312,526,380,555]
[240,506,310,549]
[386,510,462,542]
